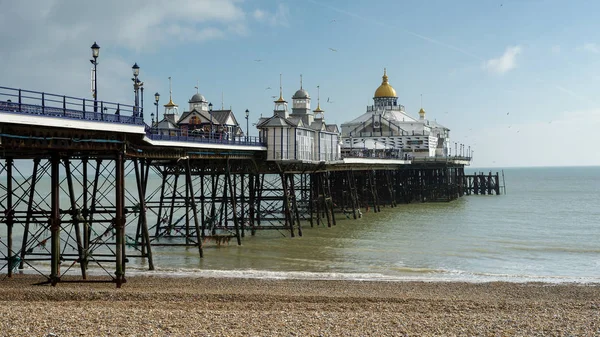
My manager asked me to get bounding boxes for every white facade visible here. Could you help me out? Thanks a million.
[340,70,451,159]
[257,83,340,162]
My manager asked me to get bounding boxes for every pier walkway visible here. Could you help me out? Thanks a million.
[0,86,486,287]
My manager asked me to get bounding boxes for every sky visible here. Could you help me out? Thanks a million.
[1,0,600,168]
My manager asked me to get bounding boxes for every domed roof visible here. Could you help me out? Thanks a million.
[292,88,310,99]
[189,93,206,103]
[374,68,397,98]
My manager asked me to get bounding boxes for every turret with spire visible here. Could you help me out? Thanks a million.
[290,74,313,124]
[313,85,324,121]
[188,79,208,112]
[273,73,288,118]
[164,76,180,123]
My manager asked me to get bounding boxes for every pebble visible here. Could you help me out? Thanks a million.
[0,275,599,336]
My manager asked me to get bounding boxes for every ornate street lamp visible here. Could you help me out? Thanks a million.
[245,109,249,142]
[154,92,160,124]
[132,63,143,117]
[153,92,160,131]
[90,42,100,112]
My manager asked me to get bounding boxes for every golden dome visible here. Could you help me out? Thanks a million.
[374,68,397,98]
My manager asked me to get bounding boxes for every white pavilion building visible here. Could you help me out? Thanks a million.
[256,77,341,162]
[340,69,450,159]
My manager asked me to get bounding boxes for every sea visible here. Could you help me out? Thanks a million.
[5,166,600,283]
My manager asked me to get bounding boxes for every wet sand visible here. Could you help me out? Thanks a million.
[0,274,599,336]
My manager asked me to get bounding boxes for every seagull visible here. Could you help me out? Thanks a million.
[271,95,278,99]
[330,19,336,23]
[328,48,337,52]
[506,112,509,115]
[265,87,272,90]
[254,59,262,62]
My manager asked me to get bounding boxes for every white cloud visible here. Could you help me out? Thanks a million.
[253,4,290,27]
[483,46,522,75]
[579,42,600,54]
[253,9,266,21]
[0,0,269,112]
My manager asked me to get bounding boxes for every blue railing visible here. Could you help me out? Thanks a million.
[145,128,266,147]
[0,86,143,125]
[0,86,265,147]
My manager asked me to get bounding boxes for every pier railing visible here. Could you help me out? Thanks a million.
[145,127,266,147]
[412,156,472,163]
[0,86,143,125]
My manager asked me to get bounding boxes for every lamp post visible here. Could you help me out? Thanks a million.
[132,63,141,117]
[209,102,213,138]
[90,42,100,113]
[245,109,249,142]
[153,92,160,132]
[140,86,144,119]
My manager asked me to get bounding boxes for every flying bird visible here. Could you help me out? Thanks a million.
[271,95,278,99]
[254,59,262,62]
[506,112,509,115]
[330,19,336,23]
[265,87,272,90]
[328,48,338,52]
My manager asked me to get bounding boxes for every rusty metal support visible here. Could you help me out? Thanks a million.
[133,158,154,269]
[50,154,61,285]
[184,159,203,257]
[64,158,86,279]
[114,151,126,287]
[5,158,14,278]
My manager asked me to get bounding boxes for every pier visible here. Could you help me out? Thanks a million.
[0,83,500,287]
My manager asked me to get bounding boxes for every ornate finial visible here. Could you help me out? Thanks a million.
[164,76,178,107]
[221,91,224,110]
[300,74,303,90]
[278,73,284,101]
[420,93,423,109]
[195,80,199,94]
[382,68,388,84]
[317,85,320,105]
[314,85,324,113]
